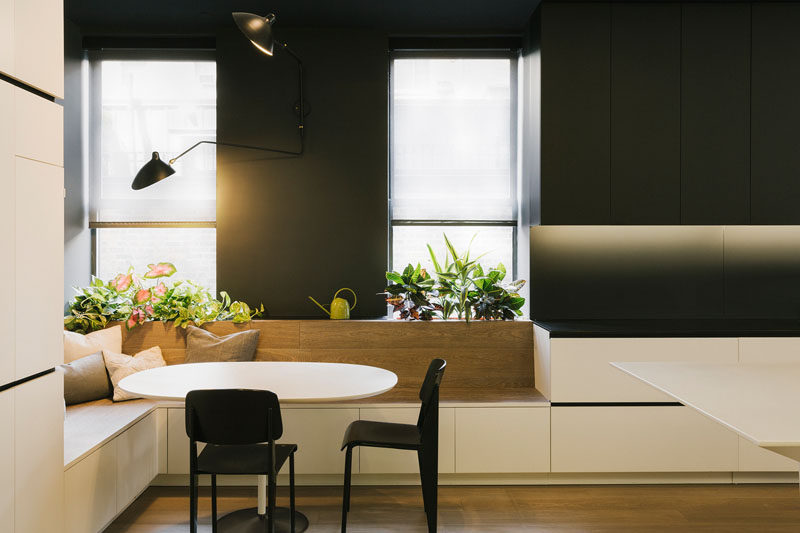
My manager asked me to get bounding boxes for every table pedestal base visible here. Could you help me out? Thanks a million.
[217,507,309,533]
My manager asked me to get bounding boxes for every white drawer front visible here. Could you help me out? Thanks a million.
[455,407,550,473]
[739,337,800,363]
[551,406,738,472]
[65,440,117,533]
[116,413,158,510]
[550,337,738,402]
[738,436,799,472]
[280,408,359,475]
[358,408,455,474]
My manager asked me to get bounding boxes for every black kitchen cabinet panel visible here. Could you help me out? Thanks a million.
[681,3,751,225]
[751,3,800,224]
[610,3,681,224]
[540,2,611,225]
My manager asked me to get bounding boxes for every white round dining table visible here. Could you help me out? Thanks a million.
[119,361,398,533]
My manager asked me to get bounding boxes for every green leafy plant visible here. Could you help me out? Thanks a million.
[471,263,526,320]
[64,262,263,333]
[427,234,485,321]
[383,263,439,320]
[384,233,526,322]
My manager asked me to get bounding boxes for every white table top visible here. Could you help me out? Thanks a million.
[118,361,398,403]
[612,362,800,453]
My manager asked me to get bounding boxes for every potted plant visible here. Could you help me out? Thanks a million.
[384,234,526,322]
[64,262,263,333]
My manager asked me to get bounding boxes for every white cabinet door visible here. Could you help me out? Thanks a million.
[14,371,64,533]
[65,441,117,533]
[0,82,14,386]
[14,87,63,166]
[739,337,800,363]
[280,408,360,475]
[15,157,63,380]
[0,0,12,77]
[0,389,13,533]
[549,337,738,402]
[358,408,455,474]
[13,0,63,98]
[551,406,738,473]
[738,437,798,472]
[117,413,158,510]
[455,407,550,473]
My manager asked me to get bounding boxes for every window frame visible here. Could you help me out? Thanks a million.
[388,49,521,278]
[86,48,217,278]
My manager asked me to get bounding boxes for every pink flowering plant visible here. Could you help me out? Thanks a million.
[64,262,263,334]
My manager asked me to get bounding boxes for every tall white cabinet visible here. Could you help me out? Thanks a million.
[0,0,65,531]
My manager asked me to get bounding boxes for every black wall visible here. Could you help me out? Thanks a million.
[216,28,389,317]
[532,1,800,226]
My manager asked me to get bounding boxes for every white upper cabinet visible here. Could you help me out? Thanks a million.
[0,0,13,78]
[6,0,64,98]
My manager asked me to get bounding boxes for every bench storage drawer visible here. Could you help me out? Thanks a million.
[65,441,117,533]
[551,406,738,472]
[455,407,550,473]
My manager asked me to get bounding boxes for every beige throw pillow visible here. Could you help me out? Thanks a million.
[64,325,122,363]
[184,325,260,363]
[103,346,166,401]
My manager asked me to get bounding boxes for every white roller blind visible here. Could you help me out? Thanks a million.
[91,58,217,223]
[391,57,514,221]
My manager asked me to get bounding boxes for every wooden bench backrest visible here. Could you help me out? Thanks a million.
[118,320,534,390]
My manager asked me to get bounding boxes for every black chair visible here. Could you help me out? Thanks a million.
[185,389,298,533]
[340,359,446,533]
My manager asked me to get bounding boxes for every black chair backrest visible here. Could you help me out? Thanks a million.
[185,389,283,445]
[417,359,446,432]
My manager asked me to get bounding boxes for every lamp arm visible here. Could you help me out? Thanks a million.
[168,139,301,165]
[276,40,305,153]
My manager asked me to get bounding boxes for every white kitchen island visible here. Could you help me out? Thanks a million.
[612,362,800,468]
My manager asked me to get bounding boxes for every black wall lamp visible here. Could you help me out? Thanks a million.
[131,11,306,190]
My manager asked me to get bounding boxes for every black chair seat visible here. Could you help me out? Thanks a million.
[197,443,298,475]
[341,420,421,450]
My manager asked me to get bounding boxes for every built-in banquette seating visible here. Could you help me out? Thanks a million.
[63,319,546,533]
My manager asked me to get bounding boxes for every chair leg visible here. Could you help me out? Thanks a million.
[341,446,353,533]
[417,450,429,516]
[211,474,218,533]
[290,452,296,533]
[189,473,198,533]
[425,454,438,533]
[268,474,277,533]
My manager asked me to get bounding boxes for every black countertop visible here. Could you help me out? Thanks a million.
[532,319,800,338]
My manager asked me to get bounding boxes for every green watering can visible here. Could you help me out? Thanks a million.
[308,288,357,319]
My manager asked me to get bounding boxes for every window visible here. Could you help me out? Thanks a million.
[390,54,518,278]
[89,52,217,292]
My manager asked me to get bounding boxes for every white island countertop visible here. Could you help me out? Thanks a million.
[612,361,800,461]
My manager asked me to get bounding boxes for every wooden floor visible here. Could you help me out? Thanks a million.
[105,484,800,532]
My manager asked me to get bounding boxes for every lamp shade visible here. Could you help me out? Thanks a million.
[131,152,176,190]
[233,12,276,56]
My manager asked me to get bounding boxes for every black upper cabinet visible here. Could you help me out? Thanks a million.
[540,2,611,225]
[610,3,681,224]
[681,3,751,225]
[751,4,800,224]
